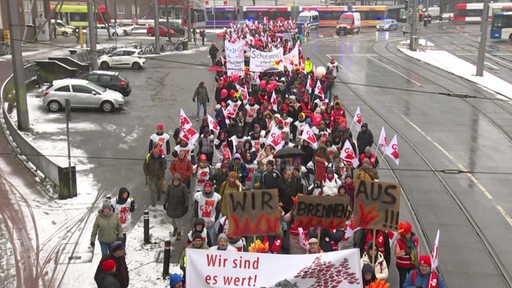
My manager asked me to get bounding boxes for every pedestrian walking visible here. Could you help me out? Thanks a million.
[192,81,209,121]
[164,174,189,240]
[143,146,167,206]
[194,181,221,246]
[170,149,193,189]
[403,255,446,288]
[192,27,197,46]
[394,221,421,288]
[356,122,374,156]
[111,187,136,247]
[90,200,123,256]
[148,123,171,156]
[200,29,206,46]
[209,42,219,66]
[94,240,129,288]
[95,259,121,288]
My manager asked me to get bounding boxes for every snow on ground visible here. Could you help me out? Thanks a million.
[1,35,511,287]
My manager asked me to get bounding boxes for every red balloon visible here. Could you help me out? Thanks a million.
[270,80,277,87]
[232,74,239,83]
[230,90,236,96]
[221,89,228,98]
[260,80,267,89]
[312,114,322,126]
[266,86,273,93]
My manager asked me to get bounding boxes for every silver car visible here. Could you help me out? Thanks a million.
[376,19,398,31]
[42,79,125,112]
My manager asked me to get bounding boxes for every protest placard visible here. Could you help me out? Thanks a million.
[249,48,283,73]
[226,189,280,237]
[353,180,401,231]
[186,249,362,288]
[293,195,351,228]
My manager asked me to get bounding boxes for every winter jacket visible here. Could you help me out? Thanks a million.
[277,177,298,214]
[322,176,342,196]
[261,169,281,189]
[227,162,249,186]
[356,123,374,156]
[90,210,123,244]
[170,156,193,182]
[218,181,240,216]
[193,85,209,103]
[112,192,135,233]
[164,177,189,218]
[354,168,380,182]
[143,153,166,180]
[95,255,129,288]
[95,271,121,288]
[404,270,446,288]
[361,252,389,280]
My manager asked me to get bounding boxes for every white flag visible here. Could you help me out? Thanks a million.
[352,106,362,132]
[340,140,359,167]
[314,80,324,100]
[431,229,440,270]
[180,108,193,129]
[306,75,312,93]
[271,90,278,112]
[207,114,220,134]
[378,127,387,152]
[300,124,318,149]
[385,134,400,165]
[266,126,285,150]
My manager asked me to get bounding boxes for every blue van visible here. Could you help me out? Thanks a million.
[297,11,320,29]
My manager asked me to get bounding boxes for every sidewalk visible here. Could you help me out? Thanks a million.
[398,40,512,100]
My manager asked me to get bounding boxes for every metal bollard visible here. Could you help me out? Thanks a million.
[144,210,150,244]
[162,240,171,278]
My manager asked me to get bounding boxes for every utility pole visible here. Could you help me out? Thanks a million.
[6,0,30,130]
[88,0,98,69]
[476,0,489,76]
[409,0,418,51]
[187,0,192,42]
[154,0,160,54]
[104,0,112,40]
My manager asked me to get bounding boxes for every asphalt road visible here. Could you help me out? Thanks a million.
[2,24,512,287]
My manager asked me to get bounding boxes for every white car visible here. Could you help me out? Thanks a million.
[114,24,136,36]
[97,48,146,70]
[53,20,75,37]
[93,25,125,37]
[42,79,125,112]
[376,19,398,31]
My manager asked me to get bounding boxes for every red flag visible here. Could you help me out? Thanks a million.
[340,139,359,167]
[180,109,193,129]
[385,134,400,165]
[314,80,324,100]
[300,124,318,149]
[352,106,362,132]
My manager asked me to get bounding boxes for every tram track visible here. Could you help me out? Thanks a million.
[308,37,512,287]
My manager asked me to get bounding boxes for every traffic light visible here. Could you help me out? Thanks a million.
[404,0,408,11]
[236,7,240,14]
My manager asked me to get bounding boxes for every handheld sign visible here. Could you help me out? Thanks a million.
[227,189,280,237]
[353,180,401,231]
[293,195,351,229]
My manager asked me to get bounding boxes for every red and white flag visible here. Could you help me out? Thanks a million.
[385,134,400,165]
[378,127,387,152]
[180,108,193,129]
[271,91,278,112]
[300,124,318,149]
[352,106,362,132]
[314,80,324,100]
[340,139,359,167]
[431,229,440,270]
[266,126,285,150]
[207,114,220,134]
[236,84,249,104]
[179,126,199,149]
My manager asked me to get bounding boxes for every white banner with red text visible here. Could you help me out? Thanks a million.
[186,248,363,288]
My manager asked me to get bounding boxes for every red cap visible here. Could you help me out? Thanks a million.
[278,119,284,125]
[101,259,116,272]
[223,151,231,159]
[419,255,431,267]
[157,123,164,130]
[199,154,207,161]
[204,181,213,188]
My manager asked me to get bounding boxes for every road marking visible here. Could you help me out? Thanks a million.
[367,55,422,86]
[486,54,512,69]
[398,111,512,227]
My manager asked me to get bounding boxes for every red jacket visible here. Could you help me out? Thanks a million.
[170,157,192,182]
[394,235,420,269]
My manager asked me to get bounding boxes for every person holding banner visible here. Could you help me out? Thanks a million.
[360,242,389,281]
[403,255,446,288]
[394,221,421,288]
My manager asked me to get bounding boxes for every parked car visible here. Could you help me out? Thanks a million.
[159,21,187,36]
[97,48,146,70]
[93,24,125,37]
[53,20,75,37]
[42,79,125,112]
[78,70,131,96]
[376,19,398,31]
[146,25,175,37]
[111,24,134,36]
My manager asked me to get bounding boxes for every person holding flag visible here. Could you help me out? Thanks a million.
[403,255,446,288]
